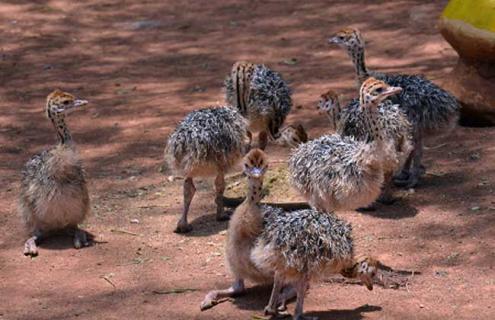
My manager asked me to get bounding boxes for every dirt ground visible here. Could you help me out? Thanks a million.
[0,1,494,319]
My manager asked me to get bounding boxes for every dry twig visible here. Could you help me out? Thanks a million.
[110,229,139,236]
[152,288,198,295]
[101,274,116,289]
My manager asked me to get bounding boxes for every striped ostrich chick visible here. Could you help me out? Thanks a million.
[318,90,413,204]
[273,123,309,148]
[289,78,402,212]
[225,61,292,150]
[317,89,343,132]
[253,211,378,320]
[164,106,247,233]
[19,90,90,256]
[201,149,379,320]
[329,28,460,188]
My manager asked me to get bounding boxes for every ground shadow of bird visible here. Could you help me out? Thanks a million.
[357,199,418,219]
[39,230,97,251]
[306,304,382,320]
[419,170,466,189]
[231,284,273,311]
[186,212,230,237]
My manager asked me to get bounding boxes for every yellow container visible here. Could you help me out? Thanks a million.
[442,0,495,32]
[440,0,495,61]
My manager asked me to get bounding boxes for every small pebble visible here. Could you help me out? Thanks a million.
[469,152,480,161]
[129,20,161,30]
[435,270,448,277]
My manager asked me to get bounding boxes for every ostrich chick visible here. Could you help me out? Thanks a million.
[318,90,413,204]
[201,149,379,320]
[317,89,343,132]
[329,28,460,187]
[290,78,402,212]
[254,211,378,320]
[225,61,292,150]
[19,90,90,256]
[273,123,309,148]
[164,106,247,233]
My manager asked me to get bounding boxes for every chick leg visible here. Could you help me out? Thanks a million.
[377,171,396,205]
[395,127,423,188]
[259,131,269,150]
[294,276,317,320]
[200,279,245,311]
[394,153,412,183]
[277,285,298,311]
[23,230,43,257]
[407,129,424,188]
[215,171,230,221]
[244,131,253,153]
[264,273,284,316]
[73,227,90,249]
[174,177,195,233]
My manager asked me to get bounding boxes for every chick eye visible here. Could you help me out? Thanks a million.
[376,88,384,94]
[63,101,70,105]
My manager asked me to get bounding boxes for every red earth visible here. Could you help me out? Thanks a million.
[0,1,493,319]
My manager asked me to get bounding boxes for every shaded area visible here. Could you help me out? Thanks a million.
[1,1,494,320]
[358,200,419,219]
[307,304,382,320]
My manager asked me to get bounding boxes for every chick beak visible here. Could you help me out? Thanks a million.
[74,99,89,107]
[328,36,340,45]
[363,277,373,291]
[316,105,323,114]
[250,167,264,178]
[383,86,402,98]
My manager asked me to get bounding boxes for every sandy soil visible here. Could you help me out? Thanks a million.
[0,1,493,319]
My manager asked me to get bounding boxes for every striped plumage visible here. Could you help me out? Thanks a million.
[19,90,90,256]
[329,28,460,187]
[290,78,402,212]
[225,62,292,148]
[164,106,247,233]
